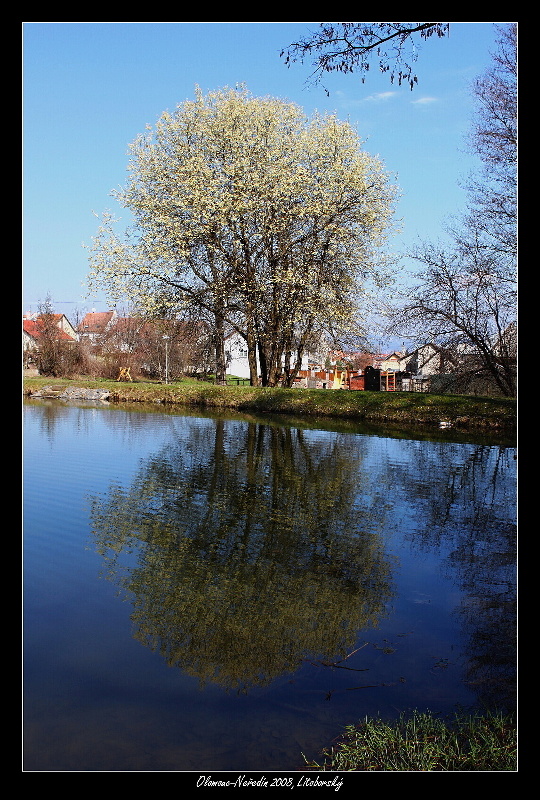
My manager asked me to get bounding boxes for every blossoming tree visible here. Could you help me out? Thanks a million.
[87,86,397,385]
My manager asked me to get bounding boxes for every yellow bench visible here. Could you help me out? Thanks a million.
[116,367,133,382]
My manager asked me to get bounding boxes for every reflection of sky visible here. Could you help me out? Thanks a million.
[24,406,516,607]
[24,405,516,578]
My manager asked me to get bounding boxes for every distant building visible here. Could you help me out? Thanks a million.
[225,332,252,379]
[400,344,456,376]
[78,310,117,342]
[224,331,321,381]
[372,352,404,371]
[23,314,78,352]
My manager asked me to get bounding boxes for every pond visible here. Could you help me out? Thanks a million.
[23,399,516,772]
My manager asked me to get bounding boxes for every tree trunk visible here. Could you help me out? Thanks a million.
[214,311,227,385]
[257,339,268,387]
[245,302,260,386]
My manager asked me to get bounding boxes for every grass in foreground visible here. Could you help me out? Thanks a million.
[303,710,516,772]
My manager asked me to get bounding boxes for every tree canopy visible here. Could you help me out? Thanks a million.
[87,86,397,385]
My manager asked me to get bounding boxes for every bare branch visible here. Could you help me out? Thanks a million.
[281,23,450,91]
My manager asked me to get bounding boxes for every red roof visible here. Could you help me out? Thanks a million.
[78,311,115,333]
[23,319,73,341]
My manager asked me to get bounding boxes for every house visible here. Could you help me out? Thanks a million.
[373,352,404,371]
[23,313,78,341]
[23,314,79,369]
[100,316,148,353]
[77,310,117,342]
[224,331,317,381]
[492,322,517,359]
[400,344,456,376]
[23,314,78,352]
[98,316,213,377]
[225,332,254,379]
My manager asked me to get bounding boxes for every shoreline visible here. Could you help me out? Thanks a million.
[24,377,516,435]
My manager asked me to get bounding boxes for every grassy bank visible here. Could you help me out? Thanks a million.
[23,376,516,432]
[303,710,516,772]
[24,376,516,433]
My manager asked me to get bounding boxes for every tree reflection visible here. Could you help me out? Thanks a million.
[90,419,395,691]
[380,441,517,712]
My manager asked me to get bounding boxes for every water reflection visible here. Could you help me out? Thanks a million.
[90,419,396,691]
[24,402,517,770]
[383,441,516,710]
[86,412,516,710]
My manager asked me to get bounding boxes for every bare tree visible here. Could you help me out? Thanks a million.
[388,24,517,396]
[32,297,88,377]
[463,23,517,272]
[394,234,516,395]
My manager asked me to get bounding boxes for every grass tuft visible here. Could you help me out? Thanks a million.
[303,710,516,772]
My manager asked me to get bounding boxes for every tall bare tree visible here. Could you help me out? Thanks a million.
[463,23,517,274]
[389,24,517,396]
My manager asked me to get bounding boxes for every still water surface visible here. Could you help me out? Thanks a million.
[23,399,516,772]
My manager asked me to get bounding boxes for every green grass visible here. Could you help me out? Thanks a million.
[302,710,517,772]
[23,376,515,433]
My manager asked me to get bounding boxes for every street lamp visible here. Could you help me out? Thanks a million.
[162,335,170,384]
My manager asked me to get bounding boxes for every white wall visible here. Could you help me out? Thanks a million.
[225,333,252,379]
[225,333,313,380]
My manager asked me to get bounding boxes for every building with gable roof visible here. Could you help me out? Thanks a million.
[77,310,117,342]
[23,314,78,350]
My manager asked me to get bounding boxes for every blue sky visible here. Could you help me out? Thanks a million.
[23,21,505,338]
